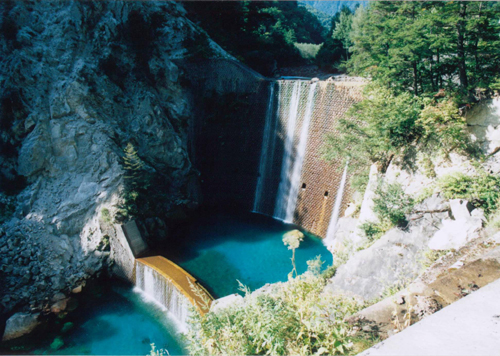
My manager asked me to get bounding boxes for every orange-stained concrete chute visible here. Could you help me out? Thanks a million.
[136,256,214,315]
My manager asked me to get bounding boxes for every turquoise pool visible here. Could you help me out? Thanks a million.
[168,212,333,298]
[3,282,186,355]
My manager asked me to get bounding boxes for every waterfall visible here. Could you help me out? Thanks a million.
[273,81,302,221]
[253,82,277,213]
[324,163,349,245]
[284,82,317,223]
[135,262,190,327]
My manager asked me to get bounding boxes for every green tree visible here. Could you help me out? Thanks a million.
[322,83,477,173]
[316,5,356,71]
[117,143,150,222]
[332,10,353,61]
[348,1,500,97]
[185,1,326,75]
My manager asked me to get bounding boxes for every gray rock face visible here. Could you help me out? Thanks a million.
[428,200,484,251]
[2,312,40,341]
[326,197,449,301]
[0,1,215,314]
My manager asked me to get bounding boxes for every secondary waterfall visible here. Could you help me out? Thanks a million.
[253,82,277,213]
[324,163,349,245]
[135,262,190,326]
[284,82,317,223]
[274,81,303,221]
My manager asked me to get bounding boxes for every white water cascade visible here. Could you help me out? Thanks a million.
[253,82,277,213]
[284,82,317,223]
[324,163,349,246]
[135,262,190,327]
[273,81,303,221]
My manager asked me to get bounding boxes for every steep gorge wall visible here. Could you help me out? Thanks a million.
[185,59,270,211]
[0,0,224,317]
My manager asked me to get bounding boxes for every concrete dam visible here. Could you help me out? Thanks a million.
[112,61,365,330]
[189,60,364,238]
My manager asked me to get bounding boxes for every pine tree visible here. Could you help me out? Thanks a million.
[123,142,145,190]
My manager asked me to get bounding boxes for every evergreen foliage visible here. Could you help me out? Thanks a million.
[116,143,150,222]
[437,171,500,216]
[373,182,414,228]
[184,1,325,75]
[323,83,477,172]
[315,6,356,71]
[348,2,500,97]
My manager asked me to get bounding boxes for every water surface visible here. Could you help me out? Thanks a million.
[167,212,333,298]
[4,282,186,355]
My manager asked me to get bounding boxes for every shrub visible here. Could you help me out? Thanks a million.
[350,168,370,193]
[373,182,414,228]
[322,85,478,175]
[187,259,362,356]
[437,171,500,216]
[116,143,150,222]
[101,208,111,224]
[359,221,386,242]
[418,249,450,270]
[417,99,480,158]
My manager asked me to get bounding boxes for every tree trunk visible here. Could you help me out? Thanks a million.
[413,60,419,96]
[457,2,468,90]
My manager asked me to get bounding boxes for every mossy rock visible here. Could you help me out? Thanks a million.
[50,337,64,350]
[61,322,74,333]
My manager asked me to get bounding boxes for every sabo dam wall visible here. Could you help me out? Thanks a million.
[111,60,365,329]
[187,59,364,238]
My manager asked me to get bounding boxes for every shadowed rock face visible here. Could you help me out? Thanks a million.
[0,0,218,315]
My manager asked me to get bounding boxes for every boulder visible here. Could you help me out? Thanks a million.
[326,199,448,301]
[493,232,500,244]
[2,312,40,341]
[449,199,473,220]
[50,298,68,313]
[428,213,483,251]
[71,285,83,294]
[328,217,358,253]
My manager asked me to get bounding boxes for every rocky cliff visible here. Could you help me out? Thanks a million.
[0,0,230,319]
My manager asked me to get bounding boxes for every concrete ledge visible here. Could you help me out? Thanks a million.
[136,256,213,315]
[361,278,500,355]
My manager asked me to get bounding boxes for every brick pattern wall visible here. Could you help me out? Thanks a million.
[255,79,363,237]
[294,81,363,237]
[187,60,364,238]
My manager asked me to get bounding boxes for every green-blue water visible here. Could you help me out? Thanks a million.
[10,282,186,355]
[168,212,333,298]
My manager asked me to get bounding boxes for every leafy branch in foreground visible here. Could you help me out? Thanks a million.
[322,84,479,174]
[186,257,364,356]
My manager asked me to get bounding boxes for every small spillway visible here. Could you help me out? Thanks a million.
[253,82,277,213]
[135,256,213,328]
[324,163,349,246]
[273,81,302,221]
[284,82,317,223]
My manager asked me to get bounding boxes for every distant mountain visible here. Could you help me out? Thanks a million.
[299,1,366,16]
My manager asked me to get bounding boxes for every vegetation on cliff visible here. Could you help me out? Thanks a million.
[325,1,500,172]
[186,257,368,356]
[184,1,325,75]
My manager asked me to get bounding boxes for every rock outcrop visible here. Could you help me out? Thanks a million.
[2,312,40,342]
[327,196,450,301]
[0,0,228,319]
